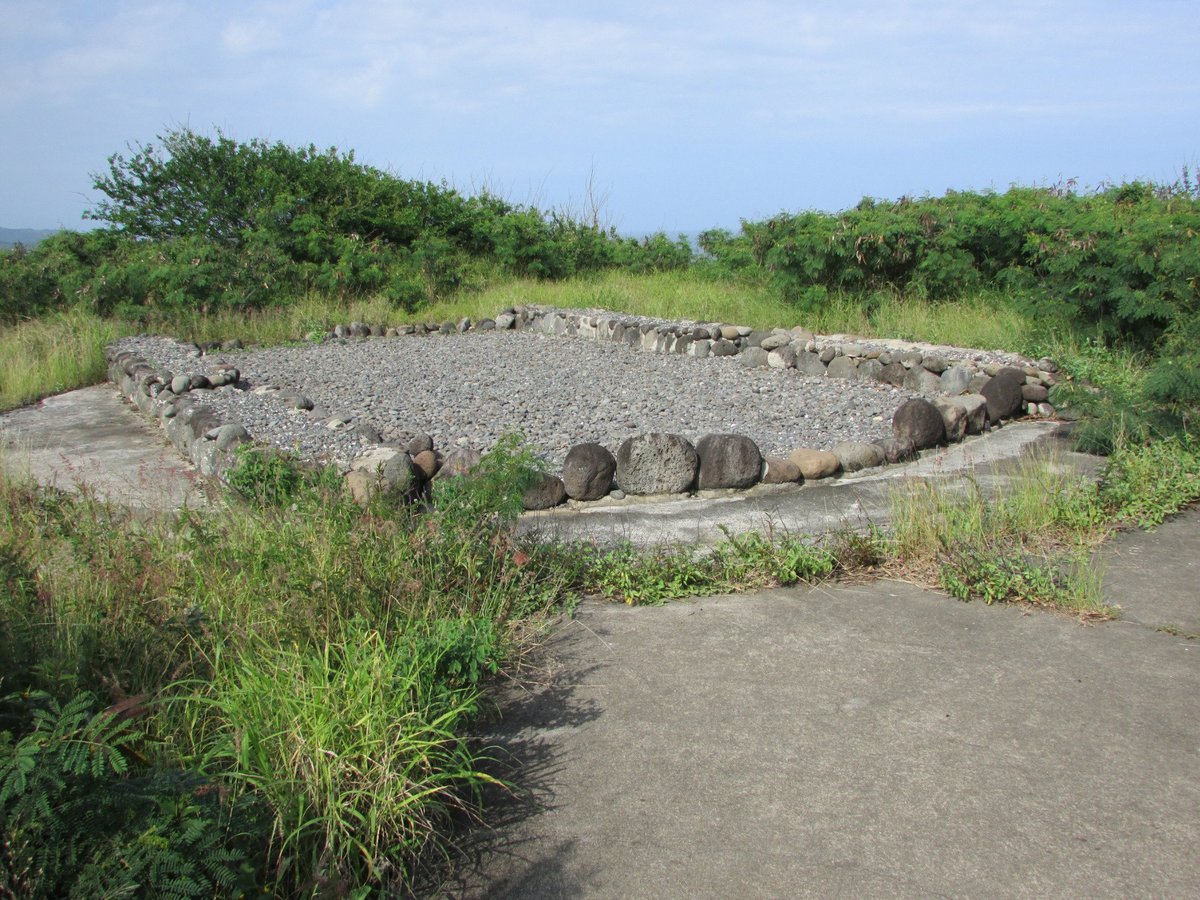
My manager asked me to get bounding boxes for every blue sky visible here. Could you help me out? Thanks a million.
[2,0,1197,234]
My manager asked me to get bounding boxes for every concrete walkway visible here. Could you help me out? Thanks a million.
[0,384,212,512]
[446,517,1199,898]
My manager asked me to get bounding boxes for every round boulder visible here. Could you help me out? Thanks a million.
[939,365,974,395]
[346,448,419,504]
[932,399,968,443]
[832,441,886,473]
[522,473,568,510]
[787,448,841,480]
[213,423,251,452]
[980,367,1027,423]
[407,433,434,455]
[437,448,483,478]
[695,434,763,490]
[795,352,828,376]
[739,347,769,368]
[563,442,617,501]
[893,398,947,450]
[826,356,858,380]
[878,362,908,386]
[762,456,802,484]
[412,449,441,480]
[875,436,917,464]
[902,367,943,394]
[1021,383,1049,403]
[616,433,698,495]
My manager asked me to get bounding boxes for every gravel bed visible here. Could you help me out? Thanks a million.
[114,330,923,469]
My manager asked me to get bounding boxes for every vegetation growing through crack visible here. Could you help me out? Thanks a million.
[2,127,1200,894]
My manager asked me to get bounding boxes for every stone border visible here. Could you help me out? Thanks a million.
[106,305,1062,510]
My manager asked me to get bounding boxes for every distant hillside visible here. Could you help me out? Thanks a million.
[1,227,59,249]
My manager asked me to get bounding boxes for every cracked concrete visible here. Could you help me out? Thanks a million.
[445,529,1199,897]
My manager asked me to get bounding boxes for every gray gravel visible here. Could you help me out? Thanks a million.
[114,330,922,469]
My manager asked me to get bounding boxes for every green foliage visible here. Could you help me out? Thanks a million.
[555,529,836,606]
[889,461,1111,615]
[3,127,701,325]
[1097,435,1200,528]
[0,437,575,894]
[711,182,1200,354]
[937,543,1092,609]
[224,444,341,509]
[185,618,497,895]
[0,691,257,899]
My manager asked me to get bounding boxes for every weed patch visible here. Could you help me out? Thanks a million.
[888,457,1113,616]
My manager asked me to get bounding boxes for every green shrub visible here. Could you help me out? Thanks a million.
[0,691,258,898]
[714,182,1200,353]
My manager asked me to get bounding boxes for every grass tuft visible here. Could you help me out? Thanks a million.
[888,454,1113,616]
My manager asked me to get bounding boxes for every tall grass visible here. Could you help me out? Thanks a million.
[0,309,134,411]
[189,621,497,893]
[888,452,1112,615]
[0,445,565,894]
[458,271,1044,353]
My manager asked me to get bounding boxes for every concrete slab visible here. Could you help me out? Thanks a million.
[0,384,211,512]
[1100,508,1200,636]
[521,422,1101,548]
[445,579,1199,898]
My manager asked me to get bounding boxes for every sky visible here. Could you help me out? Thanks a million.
[2,0,1198,235]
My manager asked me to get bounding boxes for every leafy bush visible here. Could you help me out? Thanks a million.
[0,437,576,895]
[0,691,258,898]
[711,183,1200,354]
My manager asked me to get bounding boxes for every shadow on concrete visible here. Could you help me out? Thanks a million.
[417,632,607,898]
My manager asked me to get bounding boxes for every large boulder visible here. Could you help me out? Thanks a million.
[946,394,989,435]
[826,356,858,380]
[346,448,420,504]
[832,441,886,473]
[903,367,943,394]
[562,442,617,501]
[939,365,974,395]
[878,362,908,386]
[787,448,841,480]
[412,449,441,480]
[211,423,251,452]
[616,433,698,495]
[695,434,763,490]
[407,433,434,455]
[1022,383,1050,403]
[522,473,567,510]
[762,456,802,484]
[437,448,483,478]
[795,352,828,376]
[767,346,797,369]
[933,399,968,443]
[980,367,1027,422]
[739,347,769,368]
[856,358,883,381]
[875,436,918,464]
[892,398,947,450]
